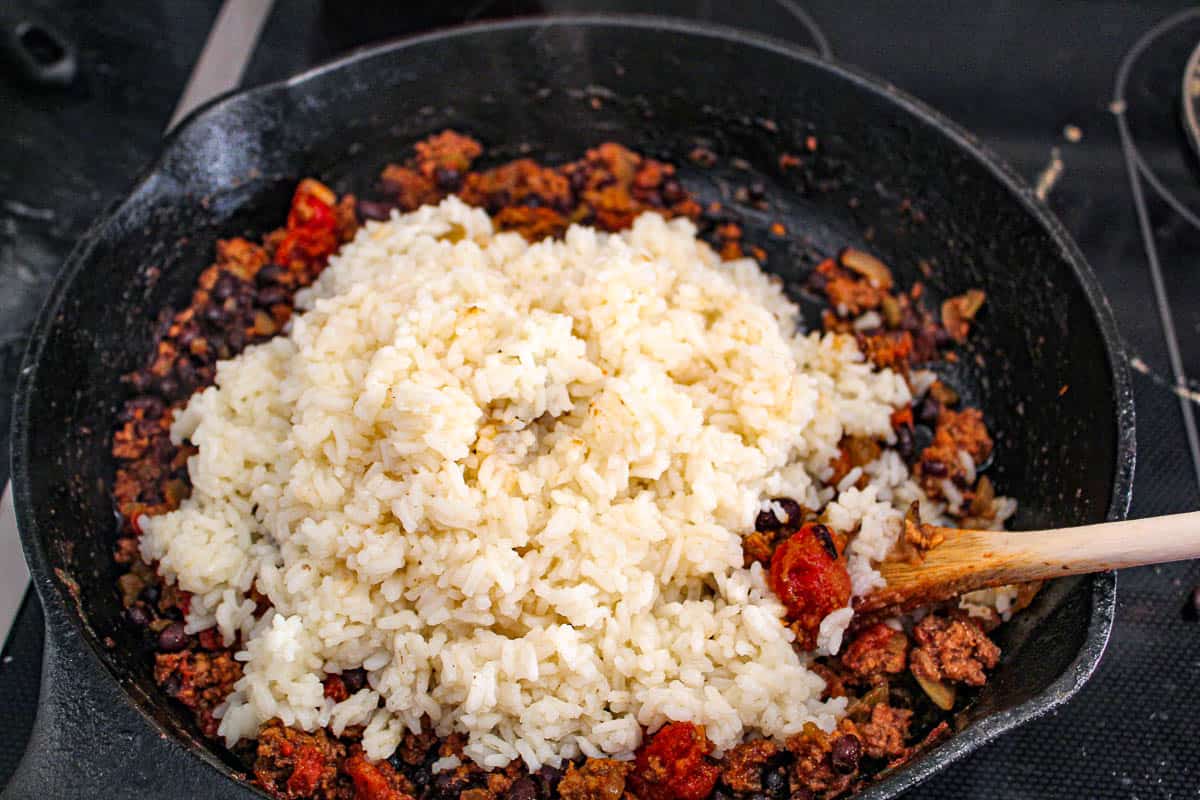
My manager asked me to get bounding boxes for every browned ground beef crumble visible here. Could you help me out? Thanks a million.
[111,131,1019,800]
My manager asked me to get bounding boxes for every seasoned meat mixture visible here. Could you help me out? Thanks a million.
[111,131,1010,800]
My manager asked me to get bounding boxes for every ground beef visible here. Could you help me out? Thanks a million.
[840,623,909,683]
[811,662,849,701]
[915,407,994,498]
[741,529,776,567]
[376,135,705,245]
[856,329,915,372]
[153,648,241,737]
[857,704,912,761]
[254,721,346,799]
[811,255,957,370]
[557,759,631,800]
[785,722,859,796]
[395,720,439,767]
[720,739,778,793]
[910,614,1001,686]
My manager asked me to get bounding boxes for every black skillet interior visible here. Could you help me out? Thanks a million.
[10,16,1133,800]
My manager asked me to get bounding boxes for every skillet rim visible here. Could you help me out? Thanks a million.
[10,13,1134,798]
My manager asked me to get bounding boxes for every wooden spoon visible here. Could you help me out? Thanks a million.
[856,510,1200,618]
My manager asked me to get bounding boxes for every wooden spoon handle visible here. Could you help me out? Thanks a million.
[857,510,1200,616]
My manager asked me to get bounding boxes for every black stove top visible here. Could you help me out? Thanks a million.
[3,2,1199,797]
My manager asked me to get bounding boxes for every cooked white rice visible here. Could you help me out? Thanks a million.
[142,197,981,770]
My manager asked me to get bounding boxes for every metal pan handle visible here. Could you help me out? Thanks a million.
[1,591,253,798]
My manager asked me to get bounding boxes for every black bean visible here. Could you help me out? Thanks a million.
[830,735,862,774]
[177,326,198,350]
[701,205,728,225]
[157,622,189,652]
[213,272,238,301]
[120,395,162,422]
[523,194,544,208]
[755,509,783,533]
[923,459,948,477]
[162,672,183,698]
[154,307,175,338]
[342,667,367,693]
[505,777,537,800]
[774,498,802,526]
[1183,586,1200,622]
[257,286,289,307]
[748,181,766,201]
[203,304,226,324]
[357,200,397,222]
[138,578,159,604]
[535,765,562,792]
[434,166,461,191]
[661,179,684,203]
[641,190,664,208]
[806,270,829,292]
[711,790,733,800]
[932,326,952,347]
[432,772,458,797]
[407,765,431,788]
[256,264,286,286]
[569,170,589,192]
[757,497,803,531]
[895,425,915,461]
[130,395,166,419]
[226,327,246,352]
[127,604,151,626]
[916,395,941,426]
[157,377,179,398]
[689,147,718,167]
[763,767,788,799]
[127,371,154,392]
[175,359,197,390]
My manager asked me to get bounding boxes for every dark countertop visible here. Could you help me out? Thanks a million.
[2,2,1199,797]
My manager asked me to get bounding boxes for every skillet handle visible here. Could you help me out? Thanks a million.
[1,601,253,798]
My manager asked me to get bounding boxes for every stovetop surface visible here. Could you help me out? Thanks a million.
[3,2,1199,797]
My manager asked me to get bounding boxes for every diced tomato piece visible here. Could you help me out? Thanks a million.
[768,523,852,649]
[344,753,408,800]
[631,721,721,800]
[274,180,339,267]
[286,744,325,796]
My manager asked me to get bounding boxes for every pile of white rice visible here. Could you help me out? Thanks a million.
[141,197,998,770]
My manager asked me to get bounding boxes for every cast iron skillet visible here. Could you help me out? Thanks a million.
[5,15,1134,800]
